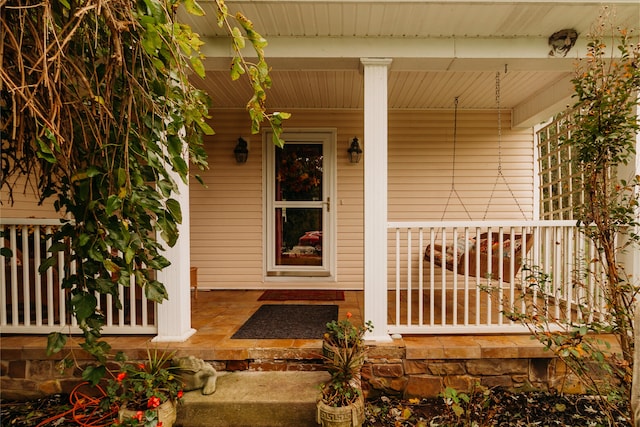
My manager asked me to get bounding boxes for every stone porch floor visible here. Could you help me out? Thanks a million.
[1,290,563,363]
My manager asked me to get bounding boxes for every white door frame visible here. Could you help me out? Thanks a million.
[263,129,337,282]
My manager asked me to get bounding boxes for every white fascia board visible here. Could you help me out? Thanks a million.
[201,36,586,71]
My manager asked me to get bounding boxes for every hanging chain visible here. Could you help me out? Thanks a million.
[495,72,502,174]
[450,97,459,188]
[484,70,527,220]
[442,96,473,221]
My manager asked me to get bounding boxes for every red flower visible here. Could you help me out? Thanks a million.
[346,312,352,319]
[137,363,146,370]
[147,396,161,409]
[116,372,126,383]
[135,411,144,421]
[177,390,184,399]
[157,423,163,427]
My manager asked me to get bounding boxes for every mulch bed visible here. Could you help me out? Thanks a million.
[364,390,631,426]
[1,389,632,426]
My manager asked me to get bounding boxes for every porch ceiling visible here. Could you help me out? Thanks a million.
[181,0,640,127]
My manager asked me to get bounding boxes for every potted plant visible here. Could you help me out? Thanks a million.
[105,348,184,427]
[317,312,373,427]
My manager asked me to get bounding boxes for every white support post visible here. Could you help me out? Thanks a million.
[153,170,196,342]
[361,58,393,342]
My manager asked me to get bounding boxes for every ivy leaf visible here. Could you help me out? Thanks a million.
[39,256,58,273]
[165,198,182,223]
[190,56,205,78]
[231,27,245,49]
[183,0,205,16]
[72,292,98,323]
[35,136,57,164]
[105,195,122,216]
[46,332,67,356]
[230,57,244,81]
[82,365,106,386]
[145,280,168,302]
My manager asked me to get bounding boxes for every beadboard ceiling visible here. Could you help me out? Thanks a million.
[180,0,640,125]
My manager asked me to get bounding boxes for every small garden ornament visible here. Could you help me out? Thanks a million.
[172,355,218,395]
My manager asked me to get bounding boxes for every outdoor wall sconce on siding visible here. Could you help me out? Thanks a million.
[234,137,249,163]
[347,137,362,163]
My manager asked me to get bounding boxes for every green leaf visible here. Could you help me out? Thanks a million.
[105,195,122,216]
[35,136,57,164]
[46,332,67,356]
[183,0,205,16]
[166,198,182,223]
[82,365,106,386]
[38,256,58,273]
[190,56,205,78]
[72,292,97,323]
[145,280,168,302]
[103,259,119,273]
[231,27,245,49]
[116,168,127,187]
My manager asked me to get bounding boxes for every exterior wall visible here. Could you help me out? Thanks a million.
[190,109,365,290]
[192,109,534,290]
[388,110,534,222]
[1,175,58,219]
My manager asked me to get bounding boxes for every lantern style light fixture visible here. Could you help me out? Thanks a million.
[347,137,362,163]
[234,137,249,163]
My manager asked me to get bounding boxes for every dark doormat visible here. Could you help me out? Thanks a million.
[231,304,338,339]
[258,290,345,301]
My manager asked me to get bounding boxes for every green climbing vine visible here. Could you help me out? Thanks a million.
[0,0,288,380]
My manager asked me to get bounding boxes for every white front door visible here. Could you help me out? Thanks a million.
[265,130,336,279]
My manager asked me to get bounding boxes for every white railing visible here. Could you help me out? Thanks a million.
[387,220,606,334]
[1,219,157,334]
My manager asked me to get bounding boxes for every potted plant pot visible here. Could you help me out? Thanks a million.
[118,399,177,427]
[316,396,365,427]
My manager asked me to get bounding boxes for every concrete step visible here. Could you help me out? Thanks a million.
[175,371,331,427]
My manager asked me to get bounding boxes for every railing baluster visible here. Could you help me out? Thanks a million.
[0,225,7,326]
[10,226,19,326]
[34,226,42,327]
[21,225,30,325]
[406,229,412,326]
[440,229,447,326]
[418,228,424,326]
[395,228,401,326]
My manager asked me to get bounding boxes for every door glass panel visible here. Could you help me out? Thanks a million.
[275,208,322,266]
[275,144,323,201]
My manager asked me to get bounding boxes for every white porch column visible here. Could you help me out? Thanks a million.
[361,58,393,342]
[153,173,196,342]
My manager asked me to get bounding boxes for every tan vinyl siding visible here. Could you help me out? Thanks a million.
[190,109,365,290]
[1,175,58,219]
[192,109,533,291]
[388,110,534,222]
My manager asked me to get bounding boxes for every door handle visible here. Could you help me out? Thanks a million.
[323,197,330,212]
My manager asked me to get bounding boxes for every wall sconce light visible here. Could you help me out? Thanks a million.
[234,137,249,163]
[347,137,362,163]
